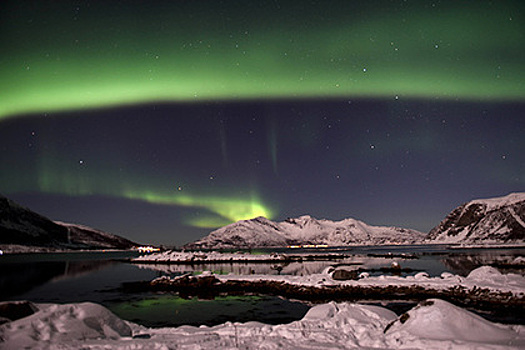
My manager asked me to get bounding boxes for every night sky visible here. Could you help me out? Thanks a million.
[1,1,524,245]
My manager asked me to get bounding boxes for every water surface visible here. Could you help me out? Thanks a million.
[1,246,523,326]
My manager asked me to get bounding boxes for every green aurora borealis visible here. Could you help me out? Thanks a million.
[4,124,276,229]
[1,0,524,121]
[39,169,274,229]
[1,1,524,244]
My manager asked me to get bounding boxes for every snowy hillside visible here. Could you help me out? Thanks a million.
[185,215,425,249]
[427,192,525,244]
[0,194,138,252]
[55,221,138,250]
[0,194,69,247]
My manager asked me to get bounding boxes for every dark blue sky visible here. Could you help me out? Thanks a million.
[1,99,523,245]
[0,1,524,245]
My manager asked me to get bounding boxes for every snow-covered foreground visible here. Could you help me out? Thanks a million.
[1,298,524,349]
[4,246,525,349]
[1,266,524,349]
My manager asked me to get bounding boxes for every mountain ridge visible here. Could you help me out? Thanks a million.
[185,214,426,249]
[427,192,525,244]
[0,194,139,252]
[187,193,525,249]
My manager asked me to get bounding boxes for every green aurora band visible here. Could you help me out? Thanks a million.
[4,156,275,228]
[123,190,274,228]
[1,1,524,120]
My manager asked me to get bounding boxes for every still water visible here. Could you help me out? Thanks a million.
[0,251,309,326]
[1,246,523,327]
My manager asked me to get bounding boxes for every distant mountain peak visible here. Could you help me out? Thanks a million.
[185,215,425,249]
[469,192,525,210]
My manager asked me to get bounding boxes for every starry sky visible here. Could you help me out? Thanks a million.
[1,1,524,245]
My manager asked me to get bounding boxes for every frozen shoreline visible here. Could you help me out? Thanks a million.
[2,251,524,348]
[128,251,525,308]
[132,250,356,264]
[118,265,525,316]
[131,246,525,264]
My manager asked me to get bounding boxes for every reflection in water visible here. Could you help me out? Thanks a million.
[442,251,525,276]
[0,251,139,300]
[1,247,523,326]
[108,295,310,328]
[0,262,65,299]
[134,248,525,278]
[51,260,116,281]
[0,260,116,299]
[133,261,344,276]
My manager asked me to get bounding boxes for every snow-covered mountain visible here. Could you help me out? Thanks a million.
[0,194,68,247]
[427,192,525,244]
[54,221,139,250]
[0,194,139,251]
[185,215,426,249]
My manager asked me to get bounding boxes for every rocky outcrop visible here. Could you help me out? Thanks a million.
[427,193,525,244]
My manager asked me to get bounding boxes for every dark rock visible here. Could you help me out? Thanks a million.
[390,261,401,270]
[133,333,151,339]
[0,301,38,322]
[399,313,410,323]
[331,269,359,280]
[384,311,411,333]
[419,300,435,307]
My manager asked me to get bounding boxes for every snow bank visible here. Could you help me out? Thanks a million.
[1,299,523,349]
[205,266,525,297]
[386,299,521,345]
[0,302,131,350]
[133,250,290,263]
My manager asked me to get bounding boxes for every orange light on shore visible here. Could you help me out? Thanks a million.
[137,246,160,253]
[287,244,329,249]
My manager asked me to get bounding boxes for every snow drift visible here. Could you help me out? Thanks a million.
[1,299,523,349]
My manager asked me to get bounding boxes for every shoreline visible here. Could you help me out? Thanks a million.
[119,266,525,314]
